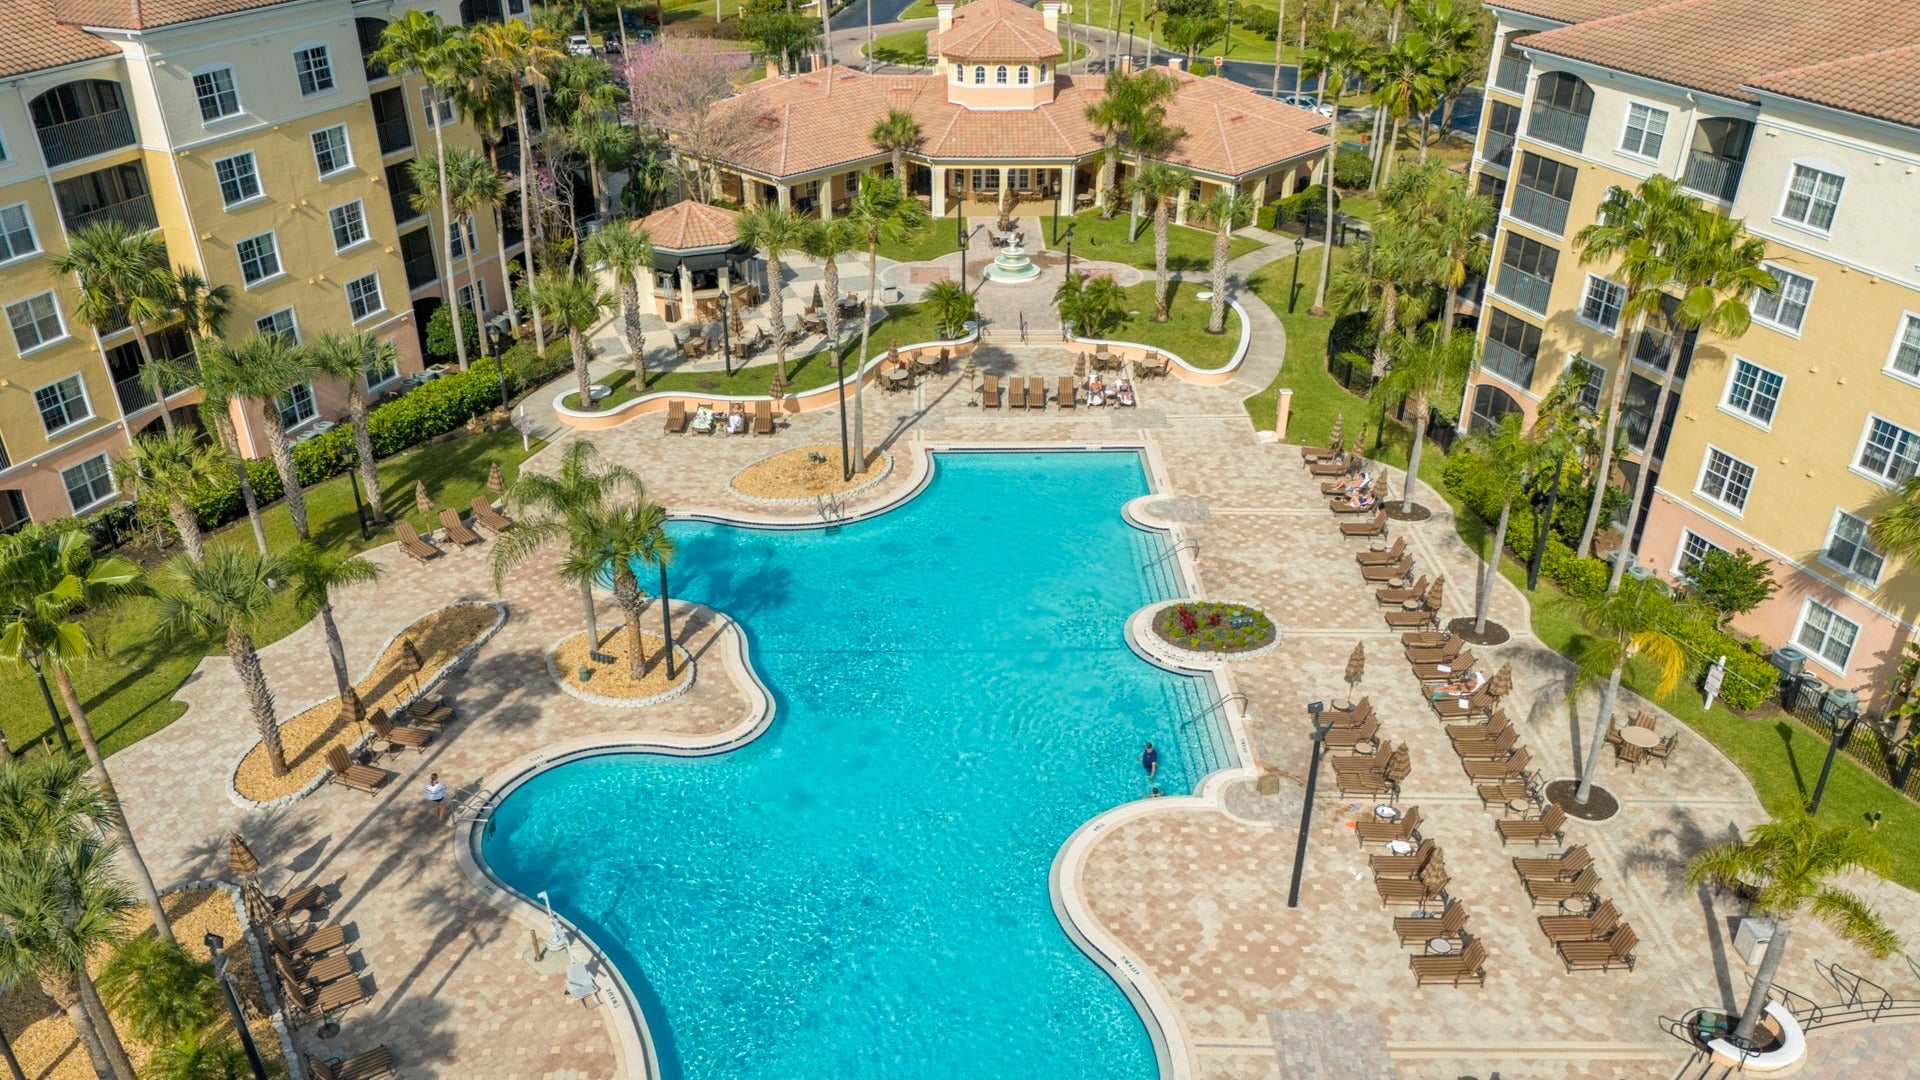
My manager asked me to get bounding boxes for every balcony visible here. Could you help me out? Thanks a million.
[36,108,137,169]
[377,116,412,156]
[1683,151,1742,203]
[400,228,438,290]
[357,17,391,81]
[1526,73,1593,154]
[386,161,424,226]
[65,192,157,233]
[1493,55,1529,95]
[114,373,155,414]
[1482,131,1515,168]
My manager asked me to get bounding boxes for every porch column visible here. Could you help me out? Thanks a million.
[1175,182,1191,226]
[999,166,1010,211]
[745,180,762,209]
[1093,161,1108,209]
[1060,164,1077,218]
[821,176,834,220]
[1252,172,1269,207]
[677,264,696,320]
[777,184,792,211]
[931,166,948,216]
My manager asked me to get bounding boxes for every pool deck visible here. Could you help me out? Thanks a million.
[106,343,1920,1078]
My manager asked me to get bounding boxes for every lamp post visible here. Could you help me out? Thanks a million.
[1064,226,1075,280]
[1287,234,1305,313]
[1128,19,1135,62]
[957,213,968,285]
[204,932,271,1079]
[347,468,371,541]
[488,319,511,414]
[720,286,733,377]
[1286,704,1337,908]
[1807,705,1861,817]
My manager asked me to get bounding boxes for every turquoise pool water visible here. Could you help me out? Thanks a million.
[480,451,1223,1080]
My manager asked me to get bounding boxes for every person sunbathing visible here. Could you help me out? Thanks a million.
[1086,374,1107,406]
[726,403,748,434]
[1430,670,1486,701]
[1114,378,1135,406]
[691,405,716,433]
[1335,470,1371,494]
[1346,489,1376,511]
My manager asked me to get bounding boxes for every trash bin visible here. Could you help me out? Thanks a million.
[1734,917,1776,965]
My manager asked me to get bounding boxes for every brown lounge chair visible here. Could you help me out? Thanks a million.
[1056,376,1076,409]
[981,374,1001,408]
[266,919,348,959]
[1462,746,1532,781]
[1412,651,1476,683]
[1376,575,1429,606]
[1323,713,1379,751]
[1401,628,1451,650]
[1360,555,1415,584]
[439,508,481,546]
[1355,805,1421,846]
[1556,924,1638,972]
[1406,636,1464,665]
[1375,867,1448,907]
[307,1046,397,1080]
[1384,604,1438,631]
[1477,777,1537,810]
[1431,685,1498,720]
[394,522,441,562]
[754,400,775,435]
[1411,938,1487,986]
[405,696,453,727]
[288,973,370,1022]
[1393,899,1468,947]
[1452,727,1519,762]
[1357,537,1407,567]
[1339,510,1388,538]
[1514,844,1593,883]
[367,708,431,751]
[471,497,513,534]
[1538,898,1621,944]
[1006,377,1028,409]
[663,400,687,433]
[1524,865,1600,906]
[273,947,354,990]
[1496,801,1566,846]
[325,746,393,795]
[1369,838,1440,880]
[1028,376,1047,409]
[1308,456,1351,477]
[1323,696,1374,727]
[1329,495,1377,515]
[1302,438,1341,464]
[1446,711,1512,747]
[246,877,329,921]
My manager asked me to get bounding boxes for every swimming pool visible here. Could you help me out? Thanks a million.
[479,450,1223,1080]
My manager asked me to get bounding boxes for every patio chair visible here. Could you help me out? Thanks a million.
[1523,865,1599,907]
[1430,684,1498,720]
[1331,740,1395,777]
[1461,746,1531,782]
[471,497,513,534]
[405,695,454,727]
[1410,938,1487,986]
[1383,603,1438,631]
[1326,696,1375,727]
[1406,639,1465,667]
[664,400,688,433]
[287,972,370,1025]
[1307,454,1351,477]
[1556,924,1638,973]
[754,400,775,435]
[1323,713,1379,751]
[1056,376,1076,409]
[367,708,432,751]
[1645,732,1679,767]
[1359,555,1414,584]
[439,508,482,547]
[1630,711,1657,729]
[1393,899,1468,947]
[1538,898,1621,944]
[1400,628,1451,650]
[324,746,393,795]
[1329,494,1377,515]
[1448,716,1512,752]
[1476,777,1537,811]
[1137,352,1171,379]
[247,878,330,922]
[1356,537,1406,568]
[1616,740,1649,769]
[273,946,354,990]
[306,1046,396,1080]
[1513,844,1593,883]
[1302,436,1342,464]
[1354,805,1420,846]
[1339,510,1388,538]
[394,522,442,563]
[1374,866,1448,907]
[1008,377,1031,409]
[981,374,1001,408]
[1451,726,1518,762]
[1368,838,1438,879]
[1375,573,1429,606]
[266,919,348,959]
[1605,718,1625,750]
[1411,650,1475,683]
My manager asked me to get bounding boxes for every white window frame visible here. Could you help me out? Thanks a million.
[192,64,242,123]
[33,373,92,436]
[60,454,116,514]
[0,202,38,263]
[213,151,263,208]
[973,66,985,84]
[1673,529,1725,581]
[276,381,317,430]
[1617,100,1668,162]
[1569,354,1605,413]
[1017,65,1030,85]
[1751,263,1813,336]
[995,65,1008,84]
[1883,312,1920,386]
[293,43,336,97]
[1852,414,1920,487]
[447,215,478,260]
[1694,445,1755,517]
[1793,598,1860,675]
[1819,508,1884,586]
[345,272,384,322]
[329,199,369,252]
[311,124,353,179]
[6,291,66,355]
[364,346,400,389]
[1576,274,1624,333]
[419,87,457,128]
[236,231,282,287]
[1719,357,1784,430]
[255,307,299,343]
[1776,159,1846,235]
[456,279,488,314]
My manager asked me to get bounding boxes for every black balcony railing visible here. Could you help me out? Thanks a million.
[63,193,156,233]
[404,251,438,291]
[1683,150,1743,202]
[1482,131,1515,168]
[376,116,412,155]
[114,374,154,414]
[36,109,136,168]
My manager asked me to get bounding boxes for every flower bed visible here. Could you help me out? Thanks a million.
[1153,602,1275,654]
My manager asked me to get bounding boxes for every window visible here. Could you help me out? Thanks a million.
[6,292,64,352]
[1723,359,1783,426]
[1495,233,1557,314]
[1509,152,1576,234]
[1571,356,1604,412]
[294,45,334,96]
[1889,314,1920,380]
[1017,66,1030,85]
[447,216,478,259]
[1526,72,1593,152]
[312,125,351,177]
[1858,416,1920,484]
[1676,530,1724,578]
[276,382,316,428]
[1619,102,1667,160]
[255,308,297,343]
[329,201,368,251]
[1796,600,1859,672]
[214,152,261,207]
[419,87,457,128]
[346,272,383,321]
[193,66,240,122]
[456,279,487,313]
[1482,308,1541,388]
[973,66,985,84]
[33,374,90,434]
[1579,275,1624,331]
[1751,265,1812,333]
[1823,510,1884,584]
[995,65,1008,84]
[0,204,36,261]
[971,169,1000,192]
[1696,447,1755,512]
[1780,163,1843,231]
[364,346,399,388]
[61,455,115,513]
[236,232,281,285]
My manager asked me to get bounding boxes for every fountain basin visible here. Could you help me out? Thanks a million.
[985,243,1042,285]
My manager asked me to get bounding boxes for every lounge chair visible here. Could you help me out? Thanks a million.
[1308,454,1351,477]
[1007,377,1028,409]
[1496,802,1566,846]
[1410,938,1487,986]
[1446,711,1511,746]
[663,400,687,433]
[1329,495,1377,515]
[754,400,775,435]
[1323,696,1374,726]
[1359,555,1414,584]
[1430,685,1497,720]
[1406,635,1464,665]
[1401,629,1451,650]
[439,508,481,546]
[471,497,513,534]
[1383,604,1438,631]
[1332,739,1394,776]
[405,696,454,727]
[306,1046,396,1080]
[1513,844,1593,882]
[1339,510,1388,538]
[247,878,329,921]
[1412,651,1476,683]
[1538,898,1621,944]
[1357,537,1406,568]
[1302,436,1341,463]
[1451,727,1518,762]
[325,746,393,795]
[288,973,370,1023]
[981,374,1001,408]
[367,708,431,751]
[273,947,354,990]
[266,919,348,959]
[1524,865,1599,907]
[394,522,441,562]
[1368,838,1439,879]
[1461,746,1531,781]
[1477,777,1537,810]
[1375,867,1448,907]
[1056,376,1076,409]
[1393,899,1468,947]
[1323,713,1379,751]
[1376,575,1429,606]
[1355,805,1421,846]
[1556,924,1637,972]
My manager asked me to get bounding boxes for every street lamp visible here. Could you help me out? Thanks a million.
[1064,225,1076,280]
[487,318,511,415]
[204,932,271,1079]
[1807,702,1861,816]
[1128,19,1135,62]
[1286,703,1337,908]
[720,286,734,377]
[1287,235,1305,313]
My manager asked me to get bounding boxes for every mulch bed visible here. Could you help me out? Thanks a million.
[1153,602,1276,654]
[1545,778,1620,822]
[1446,617,1512,646]
[1384,503,1432,522]
[555,627,691,699]
[732,444,883,500]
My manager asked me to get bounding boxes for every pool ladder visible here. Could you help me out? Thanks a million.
[450,785,497,833]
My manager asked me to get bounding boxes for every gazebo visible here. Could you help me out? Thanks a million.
[635,201,755,323]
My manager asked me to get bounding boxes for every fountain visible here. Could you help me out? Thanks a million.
[983,242,1041,285]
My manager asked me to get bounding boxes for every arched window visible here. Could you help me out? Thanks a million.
[1038,64,1049,82]
[974,66,986,84]
[1017,65,1030,85]
[1527,72,1594,152]
[953,63,963,82]
[995,65,1008,84]
[1470,383,1522,433]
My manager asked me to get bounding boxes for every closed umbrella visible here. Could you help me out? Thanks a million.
[1344,642,1365,703]
[1328,414,1344,447]
[241,879,274,928]
[1489,662,1514,701]
[414,480,433,519]
[402,636,424,695]
[227,833,260,880]
[769,364,786,402]
[1424,576,1445,614]
[811,282,824,312]
[729,302,745,337]
[487,461,505,495]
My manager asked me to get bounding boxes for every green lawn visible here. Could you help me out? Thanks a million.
[1101,279,1241,369]
[877,220,969,264]
[0,428,543,759]
[1043,210,1262,272]
[863,29,930,64]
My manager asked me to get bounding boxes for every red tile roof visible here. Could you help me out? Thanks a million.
[48,0,291,30]
[638,200,740,250]
[1485,0,1670,24]
[930,0,1063,61]
[1745,44,1920,129]
[0,0,117,79]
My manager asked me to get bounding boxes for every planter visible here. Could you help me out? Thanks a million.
[1149,601,1278,661]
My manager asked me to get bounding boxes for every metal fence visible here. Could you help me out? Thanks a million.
[1772,674,1920,801]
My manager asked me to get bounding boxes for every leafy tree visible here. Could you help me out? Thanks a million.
[621,142,677,217]
[741,0,819,74]
[921,279,976,339]
[1164,14,1224,61]
[524,269,615,412]
[156,549,292,776]
[735,205,810,377]
[97,936,218,1047]
[1300,27,1370,314]
[1054,272,1127,337]
[491,440,639,651]
[113,432,229,564]
[845,177,929,464]
[146,1027,279,1080]
[570,114,636,221]
[1371,324,1473,516]
[1687,549,1778,628]
[1689,798,1901,1045]
[1388,164,1492,342]
[584,222,656,389]
[307,331,398,526]
[1407,0,1480,159]
[282,545,382,724]
[869,109,923,183]
[1568,576,1690,804]
[1195,191,1253,333]
[1124,162,1191,322]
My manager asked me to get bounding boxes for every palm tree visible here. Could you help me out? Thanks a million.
[525,270,614,412]
[1055,272,1127,338]
[1568,574,1688,804]
[869,108,923,184]
[1451,412,1539,635]
[96,935,218,1048]
[474,20,564,353]
[112,432,228,564]
[1328,220,1433,377]
[145,1029,261,1080]
[1083,77,1130,219]
[1870,477,1920,575]
[735,205,810,378]
[1408,0,1479,161]
[584,222,655,390]
[570,113,636,221]
[446,43,526,345]
[1367,34,1439,188]
[561,501,671,680]
[446,148,506,355]
[1400,168,1493,342]
[1195,191,1253,334]
[491,441,638,653]
[192,342,268,555]
[374,11,470,369]
[155,549,292,776]
[283,545,381,724]
[222,333,316,541]
[50,221,179,433]
[163,267,233,345]
[1689,799,1900,1044]
[1124,162,1191,323]
[845,177,930,464]
[802,218,863,480]
[1301,28,1368,315]
[630,495,679,680]
[408,148,492,365]
[1120,70,1183,242]
[921,278,976,339]
[305,331,396,526]
[0,526,170,944]
[1372,324,1474,516]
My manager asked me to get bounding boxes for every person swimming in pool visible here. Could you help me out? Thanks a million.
[1141,742,1158,779]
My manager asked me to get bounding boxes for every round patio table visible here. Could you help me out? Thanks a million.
[1374,805,1400,821]
[1619,726,1660,749]
[1427,937,1454,955]
[1505,799,1533,817]
[1386,840,1414,855]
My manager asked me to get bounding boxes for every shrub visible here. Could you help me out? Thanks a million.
[1689,548,1781,626]
[1333,149,1372,188]
[1261,184,1336,230]
[424,302,481,363]
[98,936,220,1046]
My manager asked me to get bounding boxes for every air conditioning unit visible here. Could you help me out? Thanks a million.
[1769,645,1808,680]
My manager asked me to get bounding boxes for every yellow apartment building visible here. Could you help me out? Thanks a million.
[0,0,522,529]
[1467,0,1920,698]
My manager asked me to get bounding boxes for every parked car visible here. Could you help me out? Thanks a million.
[568,34,594,56]
[1279,93,1337,118]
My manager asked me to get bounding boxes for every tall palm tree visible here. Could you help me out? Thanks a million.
[1124,162,1191,323]
[1121,70,1183,242]
[374,11,470,369]
[802,218,863,480]
[561,501,668,679]
[222,333,316,540]
[163,267,233,345]
[1367,33,1439,188]
[735,205,810,377]
[1687,799,1901,1045]
[1453,411,1539,634]
[869,108,923,184]
[1401,168,1493,342]
[112,432,227,564]
[570,114,636,221]
[1870,477,1920,574]
[1083,74,1130,218]
[446,39,525,345]
[1301,28,1368,315]
[526,269,614,412]
[1408,0,1479,161]
[1569,574,1688,804]
[845,177,930,464]
[1328,220,1433,377]
[474,20,564,353]
[584,222,655,389]
[1195,191,1253,334]
[412,147,504,360]
[51,222,179,433]
[0,526,170,944]
[491,441,639,653]
[191,342,267,555]
[629,496,678,680]
[283,545,381,725]
[155,549,291,776]
[1372,324,1474,516]
[305,331,395,527]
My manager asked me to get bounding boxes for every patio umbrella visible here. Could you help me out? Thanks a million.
[1489,662,1514,700]
[1328,414,1344,447]
[402,636,425,695]
[227,833,260,880]
[241,879,274,928]
[1424,576,1445,613]
[768,364,786,402]
[414,480,433,519]
[729,302,745,336]
[487,461,505,495]
[1344,642,1365,703]
[811,282,823,311]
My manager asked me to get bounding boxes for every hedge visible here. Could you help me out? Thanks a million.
[1260,184,1336,231]
[1333,149,1372,189]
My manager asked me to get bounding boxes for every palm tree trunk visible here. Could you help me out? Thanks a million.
[348,382,385,525]
[1576,654,1625,804]
[1128,155,1144,241]
[428,92,469,371]
[768,252,788,375]
[657,563,677,679]
[1417,114,1431,163]
[0,1022,27,1080]
[76,973,133,1080]
[518,94,548,353]
[1577,308,1643,558]
[1370,285,1397,378]
[1442,278,1459,343]
[620,281,646,386]
[1403,396,1428,516]
[1311,112,1338,317]
[167,495,206,564]
[51,667,172,944]
[854,244,876,465]
[1207,225,1229,333]
[317,600,361,725]
[132,325,175,435]
[613,568,648,677]
[579,580,601,651]
[464,245,489,363]
[1380,117,1402,184]
[1098,148,1117,218]
[571,329,594,411]
[496,205,522,342]
[892,147,905,183]
[229,628,287,776]
[256,407,308,541]
[214,415,268,554]
[1152,202,1171,322]
[1605,367,1676,594]
[1735,925,1789,1043]
[1474,498,1509,635]
[45,977,115,1080]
